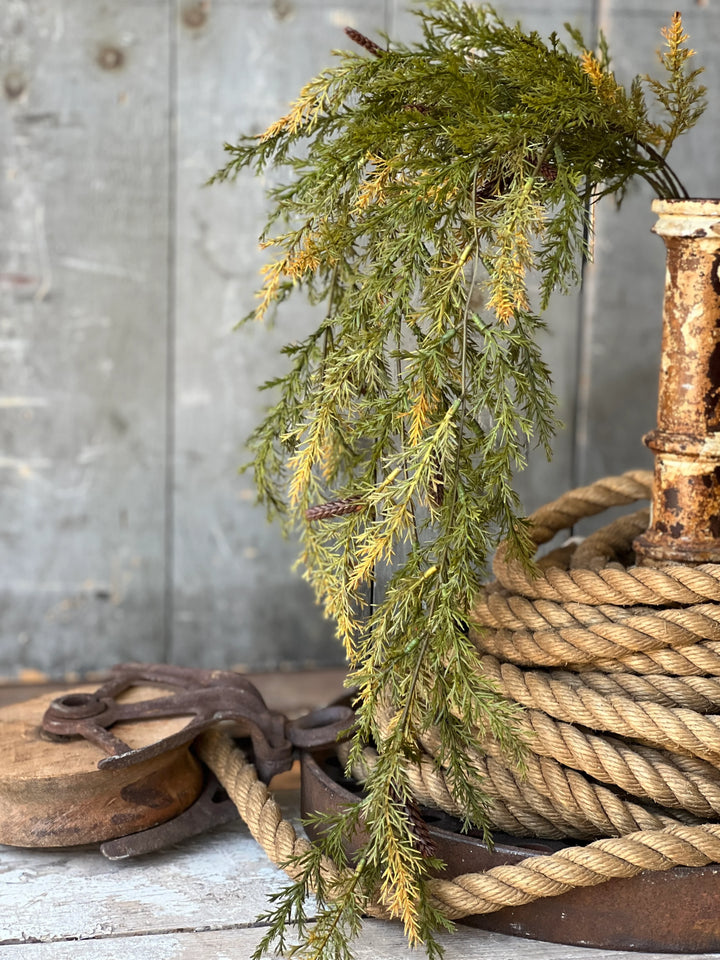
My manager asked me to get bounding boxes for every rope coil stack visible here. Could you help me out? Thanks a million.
[199,469,720,920]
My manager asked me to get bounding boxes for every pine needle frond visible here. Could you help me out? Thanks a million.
[260,78,330,141]
[581,49,619,102]
[661,11,693,61]
[217,3,706,958]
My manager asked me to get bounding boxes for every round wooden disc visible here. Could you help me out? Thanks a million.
[0,685,203,847]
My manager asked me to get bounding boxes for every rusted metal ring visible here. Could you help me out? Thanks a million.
[45,693,108,720]
[287,705,355,749]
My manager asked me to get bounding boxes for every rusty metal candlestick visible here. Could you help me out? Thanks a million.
[634,199,720,564]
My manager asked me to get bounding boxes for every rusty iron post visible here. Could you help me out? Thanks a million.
[634,199,720,564]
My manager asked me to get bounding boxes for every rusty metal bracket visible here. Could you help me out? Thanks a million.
[36,662,354,858]
[42,662,354,785]
[99,768,239,859]
[302,748,720,953]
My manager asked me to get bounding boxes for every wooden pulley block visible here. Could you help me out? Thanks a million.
[0,662,355,854]
[0,684,203,848]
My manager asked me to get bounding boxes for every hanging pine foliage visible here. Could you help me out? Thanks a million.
[212,5,706,957]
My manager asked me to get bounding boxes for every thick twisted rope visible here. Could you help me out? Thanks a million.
[199,470,720,922]
[493,471,720,606]
[195,728,390,921]
[199,729,720,919]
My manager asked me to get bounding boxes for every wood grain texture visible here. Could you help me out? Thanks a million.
[5,921,720,960]
[1,781,718,960]
[0,1,170,676]
[2,2,720,676]
[2,831,720,960]
[0,687,202,847]
[170,0,390,670]
[0,792,300,946]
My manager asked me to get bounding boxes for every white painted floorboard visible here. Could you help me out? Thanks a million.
[2,787,719,959]
[5,924,720,960]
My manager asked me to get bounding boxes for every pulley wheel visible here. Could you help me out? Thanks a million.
[0,686,203,847]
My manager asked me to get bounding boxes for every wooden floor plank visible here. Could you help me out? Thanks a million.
[2,672,719,958]
[2,780,720,958]
[0,792,299,946]
[3,921,720,960]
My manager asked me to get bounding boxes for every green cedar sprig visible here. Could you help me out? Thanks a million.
[213,4,706,957]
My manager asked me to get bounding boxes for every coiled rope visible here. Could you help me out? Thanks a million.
[198,470,720,920]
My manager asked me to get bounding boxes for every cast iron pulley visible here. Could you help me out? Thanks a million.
[0,661,353,855]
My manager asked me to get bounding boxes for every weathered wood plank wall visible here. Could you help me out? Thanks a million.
[1,1,719,678]
[0,2,170,679]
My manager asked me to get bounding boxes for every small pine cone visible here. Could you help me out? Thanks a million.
[428,470,445,509]
[345,27,385,58]
[404,798,436,859]
[475,178,495,203]
[305,497,365,522]
[522,153,558,183]
[539,160,558,182]
[475,174,510,204]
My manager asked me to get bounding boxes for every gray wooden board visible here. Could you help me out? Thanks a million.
[170,0,390,670]
[0,789,301,945]
[389,2,594,519]
[2,1,720,677]
[391,0,719,533]
[366,0,596,606]
[1,780,720,960]
[1,796,720,960]
[0,1,170,676]
[4,924,720,960]
[494,0,594,517]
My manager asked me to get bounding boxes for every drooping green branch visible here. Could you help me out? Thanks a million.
[214,5,707,958]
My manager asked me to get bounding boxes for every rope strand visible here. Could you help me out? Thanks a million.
[199,470,720,924]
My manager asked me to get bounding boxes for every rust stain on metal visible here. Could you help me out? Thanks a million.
[302,749,720,953]
[705,341,720,423]
[41,662,354,784]
[635,200,720,564]
[101,770,239,858]
[711,252,720,295]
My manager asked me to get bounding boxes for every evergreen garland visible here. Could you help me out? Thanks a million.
[212,5,706,957]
